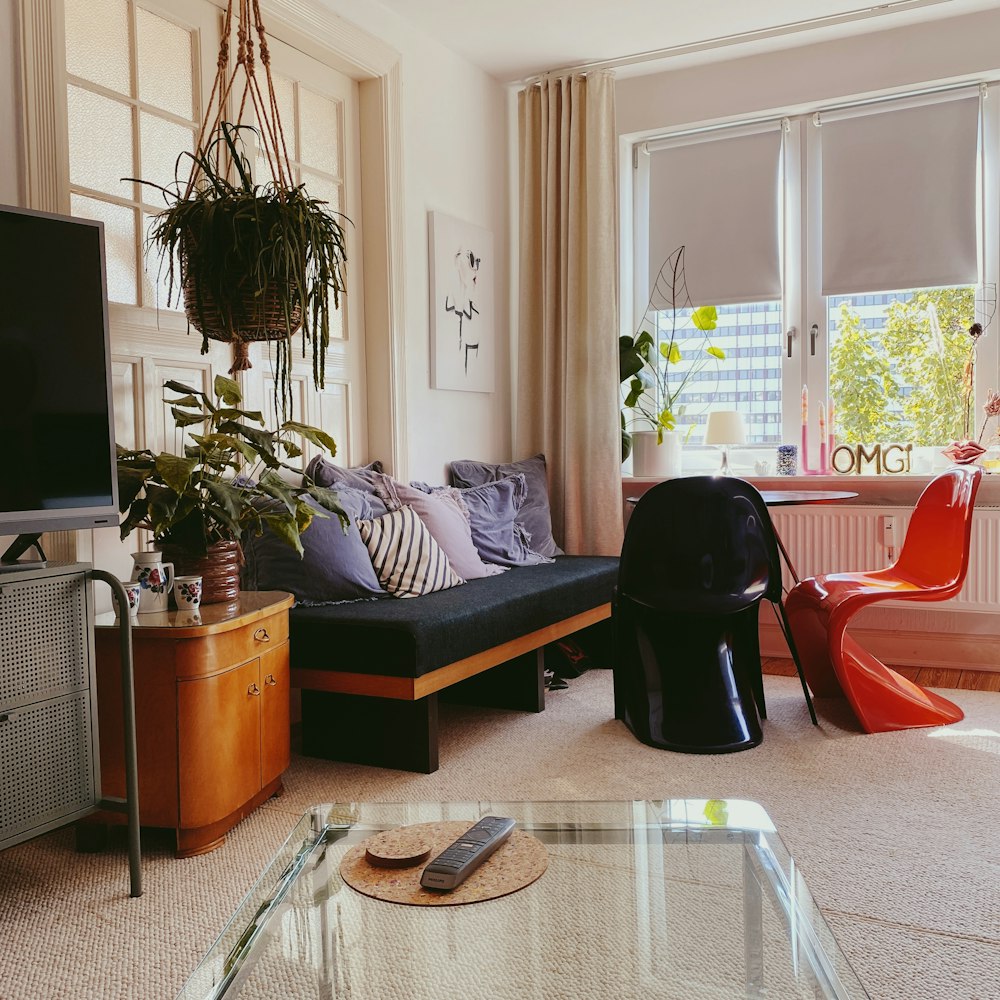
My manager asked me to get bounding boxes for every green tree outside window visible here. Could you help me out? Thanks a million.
[829,287,975,447]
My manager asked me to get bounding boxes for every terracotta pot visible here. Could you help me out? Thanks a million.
[161,540,243,605]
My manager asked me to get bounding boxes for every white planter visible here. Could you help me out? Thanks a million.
[631,430,682,478]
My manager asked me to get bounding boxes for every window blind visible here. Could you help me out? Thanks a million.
[820,95,979,296]
[647,127,782,308]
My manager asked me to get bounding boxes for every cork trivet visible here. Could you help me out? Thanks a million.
[364,828,432,869]
[340,820,547,906]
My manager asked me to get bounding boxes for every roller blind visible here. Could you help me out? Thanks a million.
[821,95,979,296]
[647,127,782,308]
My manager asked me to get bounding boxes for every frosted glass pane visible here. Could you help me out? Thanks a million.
[140,113,196,193]
[141,212,182,313]
[136,7,194,119]
[301,170,340,216]
[67,85,134,199]
[269,75,297,163]
[255,155,298,189]
[71,195,137,305]
[299,88,339,176]
[65,0,130,95]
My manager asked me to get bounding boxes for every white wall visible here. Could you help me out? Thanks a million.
[616,8,1000,137]
[303,0,511,484]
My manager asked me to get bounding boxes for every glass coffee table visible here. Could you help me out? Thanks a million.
[177,800,869,999]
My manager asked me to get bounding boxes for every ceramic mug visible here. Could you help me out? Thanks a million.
[173,575,203,609]
[113,581,142,617]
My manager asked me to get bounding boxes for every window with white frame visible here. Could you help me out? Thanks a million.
[630,83,999,466]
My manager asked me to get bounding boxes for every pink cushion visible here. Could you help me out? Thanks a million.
[377,476,506,580]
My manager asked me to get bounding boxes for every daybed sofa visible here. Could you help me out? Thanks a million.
[243,455,619,772]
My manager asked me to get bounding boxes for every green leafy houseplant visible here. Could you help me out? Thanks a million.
[116,375,348,557]
[136,122,348,417]
[620,246,725,459]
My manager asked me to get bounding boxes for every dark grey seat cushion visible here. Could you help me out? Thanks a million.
[289,555,619,680]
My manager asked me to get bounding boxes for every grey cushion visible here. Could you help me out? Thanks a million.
[450,453,563,557]
[242,487,384,605]
[304,456,389,515]
[449,475,550,567]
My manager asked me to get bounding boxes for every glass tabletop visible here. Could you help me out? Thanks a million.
[177,800,869,1000]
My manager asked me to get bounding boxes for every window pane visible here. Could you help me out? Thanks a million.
[299,88,340,177]
[639,301,783,445]
[828,287,976,447]
[64,0,130,95]
[141,212,182,313]
[71,194,137,305]
[135,6,194,119]
[140,112,196,195]
[269,74,297,163]
[67,85,134,199]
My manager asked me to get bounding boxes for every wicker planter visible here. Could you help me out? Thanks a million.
[161,539,243,605]
[182,267,302,345]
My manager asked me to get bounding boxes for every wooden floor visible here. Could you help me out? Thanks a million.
[762,657,1000,692]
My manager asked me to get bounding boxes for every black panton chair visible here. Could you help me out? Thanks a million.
[613,477,798,754]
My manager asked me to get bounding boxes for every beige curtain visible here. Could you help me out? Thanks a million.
[516,71,622,556]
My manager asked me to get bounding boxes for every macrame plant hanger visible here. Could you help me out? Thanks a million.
[185,0,297,378]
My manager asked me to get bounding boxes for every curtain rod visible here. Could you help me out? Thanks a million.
[518,0,956,87]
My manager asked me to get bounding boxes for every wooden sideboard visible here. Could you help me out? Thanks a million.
[90,591,293,857]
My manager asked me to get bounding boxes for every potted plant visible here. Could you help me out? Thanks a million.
[136,122,348,418]
[620,246,725,476]
[116,374,348,604]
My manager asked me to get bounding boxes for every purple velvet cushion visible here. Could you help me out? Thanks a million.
[449,453,563,557]
[304,456,388,515]
[242,487,385,605]
[450,474,551,567]
[375,476,506,580]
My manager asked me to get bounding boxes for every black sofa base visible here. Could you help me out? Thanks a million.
[301,650,547,774]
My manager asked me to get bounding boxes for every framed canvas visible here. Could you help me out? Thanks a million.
[429,211,494,392]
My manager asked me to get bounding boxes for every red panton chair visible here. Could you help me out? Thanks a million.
[784,464,982,733]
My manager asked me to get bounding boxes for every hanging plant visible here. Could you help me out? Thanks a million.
[129,0,348,420]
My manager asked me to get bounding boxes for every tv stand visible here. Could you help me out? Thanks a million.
[0,562,141,896]
[0,532,47,568]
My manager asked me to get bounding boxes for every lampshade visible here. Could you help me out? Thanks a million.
[704,410,747,446]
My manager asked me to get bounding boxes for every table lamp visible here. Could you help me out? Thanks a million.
[705,410,746,476]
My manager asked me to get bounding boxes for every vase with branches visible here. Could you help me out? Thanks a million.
[620,245,725,463]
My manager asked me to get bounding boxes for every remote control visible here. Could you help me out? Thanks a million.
[419,816,516,891]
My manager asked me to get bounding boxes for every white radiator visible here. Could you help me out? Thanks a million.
[769,505,1000,612]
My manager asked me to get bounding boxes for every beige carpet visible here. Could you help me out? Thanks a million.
[1,672,998,1000]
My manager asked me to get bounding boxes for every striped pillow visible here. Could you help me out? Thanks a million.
[358,505,464,598]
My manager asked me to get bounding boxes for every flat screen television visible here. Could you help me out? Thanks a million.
[0,203,119,564]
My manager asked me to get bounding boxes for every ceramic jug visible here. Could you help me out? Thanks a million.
[129,551,175,613]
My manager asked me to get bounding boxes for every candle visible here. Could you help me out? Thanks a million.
[801,384,808,424]
[818,402,827,473]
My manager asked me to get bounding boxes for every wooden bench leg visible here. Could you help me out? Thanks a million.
[442,650,546,713]
[301,690,440,773]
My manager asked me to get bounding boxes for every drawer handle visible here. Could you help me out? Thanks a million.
[254,628,271,643]
[248,683,261,697]
[264,674,277,687]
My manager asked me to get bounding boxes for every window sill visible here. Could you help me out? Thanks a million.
[622,472,1000,507]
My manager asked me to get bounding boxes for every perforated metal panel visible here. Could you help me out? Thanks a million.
[0,574,88,711]
[0,564,100,851]
[0,691,96,843]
